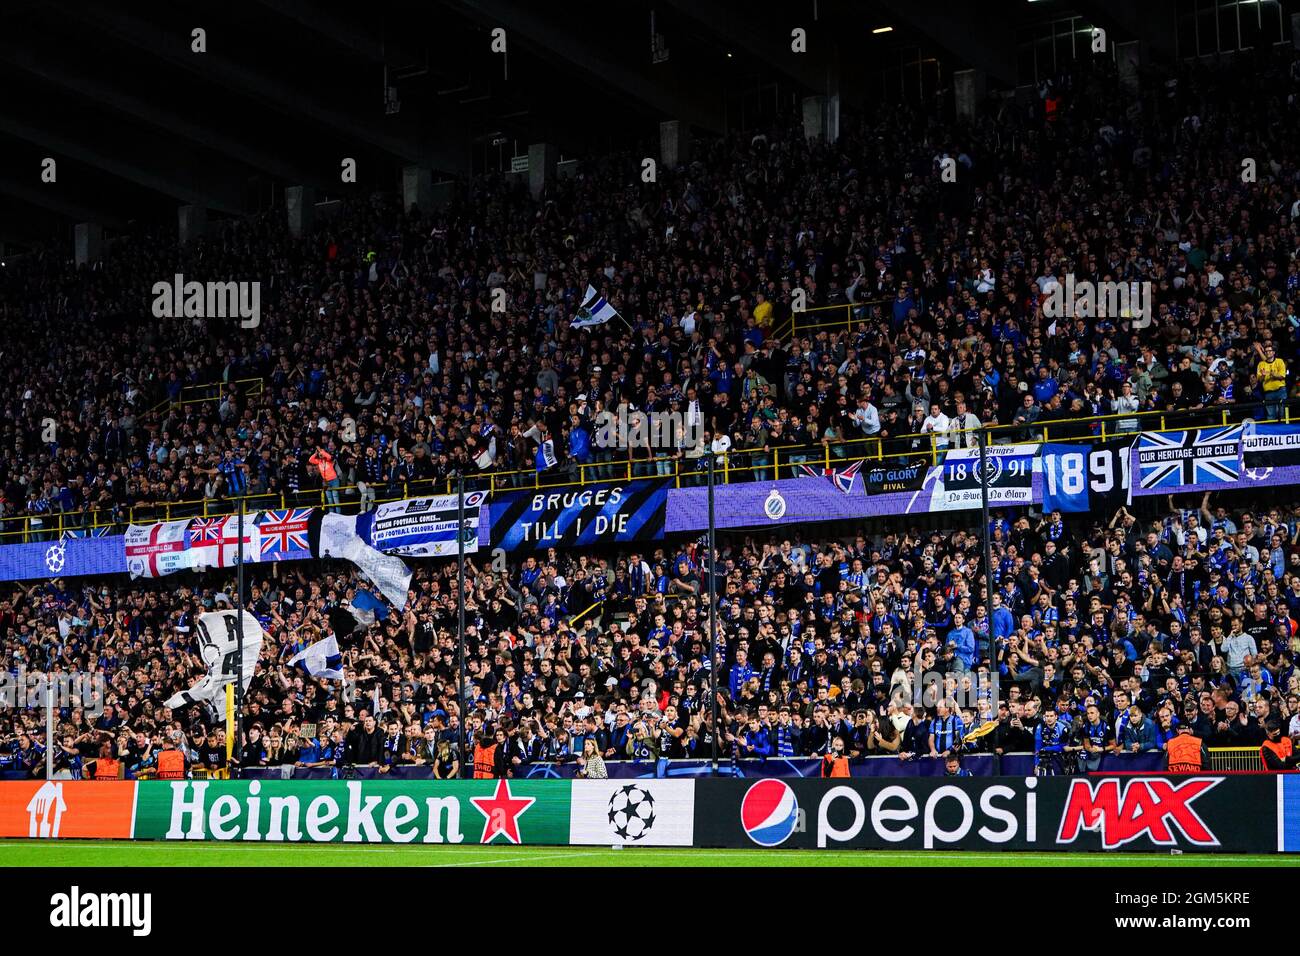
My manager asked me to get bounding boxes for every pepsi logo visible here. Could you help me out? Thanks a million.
[741,779,799,847]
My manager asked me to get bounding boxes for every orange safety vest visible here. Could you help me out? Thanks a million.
[1262,736,1293,770]
[821,754,850,778]
[157,750,186,779]
[473,742,498,779]
[93,757,120,780]
[1165,734,1202,772]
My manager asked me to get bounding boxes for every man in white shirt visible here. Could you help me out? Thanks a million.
[946,398,981,449]
[921,402,951,450]
[1112,381,1140,432]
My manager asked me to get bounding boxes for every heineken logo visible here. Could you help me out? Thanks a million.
[142,780,553,845]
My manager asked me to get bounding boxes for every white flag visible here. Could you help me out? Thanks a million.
[124,519,193,578]
[316,512,413,610]
[570,284,621,328]
[165,610,266,709]
[287,635,345,681]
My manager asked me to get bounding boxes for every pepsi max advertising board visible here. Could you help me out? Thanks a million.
[697,776,1279,853]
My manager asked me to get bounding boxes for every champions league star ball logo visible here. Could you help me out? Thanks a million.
[1245,466,1273,482]
[44,543,66,575]
[607,784,657,840]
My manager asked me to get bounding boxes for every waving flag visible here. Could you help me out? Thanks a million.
[326,588,391,640]
[287,635,345,681]
[309,511,413,611]
[124,519,193,578]
[536,439,558,471]
[256,508,313,559]
[570,285,621,329]
[165,610,266,708]
[188,515,257,570]
[795,459,863,494]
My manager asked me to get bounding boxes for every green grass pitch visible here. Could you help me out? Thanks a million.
[2,840,1297,867]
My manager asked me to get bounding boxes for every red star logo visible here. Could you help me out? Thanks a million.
[469,780,536,845]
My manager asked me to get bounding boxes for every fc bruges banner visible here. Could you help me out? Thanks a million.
[1041,438,1135,514]
[863,457,928,495]
[361,492,485,557]
[928,444,1035,511]
[490,481,667,551]
[694,776,1277,853]
[1243,422,1300,468]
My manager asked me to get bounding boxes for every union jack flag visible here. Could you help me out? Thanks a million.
[795,459,864,495]
[187,515,255,568]
[257,508,312,558]
[1138,425,1242,489]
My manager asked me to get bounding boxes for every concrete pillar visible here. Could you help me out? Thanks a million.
[178,204,208,244]
[802,96,826,142]
[1116,40,1141,94]
[285,185,316,239]
[402,165,433,213]
[659,120,691,170]
[954,69,985,124]
[74,222,102,267]
[527,142,556,200]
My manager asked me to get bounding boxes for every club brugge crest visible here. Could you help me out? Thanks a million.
[764,489,787,520]
[977,455,1002,485]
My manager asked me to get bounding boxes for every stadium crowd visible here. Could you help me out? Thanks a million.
[4,50,1300,780]
[1,51,1299,532]
[3,485,1300,779]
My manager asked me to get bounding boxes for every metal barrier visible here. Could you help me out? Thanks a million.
[1207,747,1263,773]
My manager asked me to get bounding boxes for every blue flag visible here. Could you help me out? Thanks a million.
[536,439,558,471]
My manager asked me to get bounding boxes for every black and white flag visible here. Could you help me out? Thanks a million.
[165,610,266,709]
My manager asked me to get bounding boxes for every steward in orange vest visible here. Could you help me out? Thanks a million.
[157,743,187,780]
[1165,724,1204,773]
[89,743,122,780]
[473,736,500,779]
[820,738,851,778]
[1261,722,1299,771]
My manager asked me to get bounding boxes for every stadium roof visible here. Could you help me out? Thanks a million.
[0,0,1188,248]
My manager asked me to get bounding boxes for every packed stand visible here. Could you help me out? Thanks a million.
[3,485,1300,779]
[3,53,1300,531]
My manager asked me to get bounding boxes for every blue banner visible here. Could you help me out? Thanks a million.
[489,481,668,551]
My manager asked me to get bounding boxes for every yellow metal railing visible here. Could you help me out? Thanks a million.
[1207,747,1262,772]
[150,376,264,413]
[772,299,888,339]
[3,399,1289,544]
